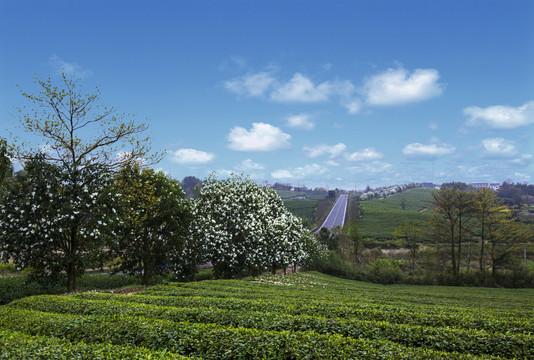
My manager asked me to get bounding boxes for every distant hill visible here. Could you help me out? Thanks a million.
[358,188,434,241]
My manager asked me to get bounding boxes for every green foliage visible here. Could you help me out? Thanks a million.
[1,272,533,359]
[0,274,145,305]
[0,329,188,359]
[114,165,191,285]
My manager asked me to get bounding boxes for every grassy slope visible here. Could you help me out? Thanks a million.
[359,188,434,240]
[1,271,533,359]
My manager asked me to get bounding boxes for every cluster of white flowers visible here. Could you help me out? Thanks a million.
[0,157,120,274]
[177,174,317,278]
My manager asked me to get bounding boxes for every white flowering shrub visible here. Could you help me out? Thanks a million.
[174,174,316,279]
[113,165,191,285]
[0,154,119,290]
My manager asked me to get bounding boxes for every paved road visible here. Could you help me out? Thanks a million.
[315,194,348,232]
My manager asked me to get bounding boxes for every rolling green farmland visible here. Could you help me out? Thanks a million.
[359,188,434,240]
[283,199,318,222]
[1,272,533,359]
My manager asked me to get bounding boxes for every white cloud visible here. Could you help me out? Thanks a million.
[345,161,392,174]
[362,67,444,106]
[403,142,455,159]
[168,148,215,165]
[303,143,346,158]
[345,147,383,161]
[286,113,315,130]
[227,122,291,151]
[271,169,294,179]
[271,163,328,179]
[49,54,92,78]
[482,138,517,157]
[224,72,275,97]
[270,73,354,103]
[236,158,265,171]
[343,100,362,114]
[511,154,532,165]
[464,101,534,129]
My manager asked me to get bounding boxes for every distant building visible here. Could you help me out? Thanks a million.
[470,183,501,191]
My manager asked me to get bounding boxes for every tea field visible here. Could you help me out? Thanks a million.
[1,271,533,359]
[359,188,435,240]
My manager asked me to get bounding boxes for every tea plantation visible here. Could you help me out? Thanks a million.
[1,271,533,359]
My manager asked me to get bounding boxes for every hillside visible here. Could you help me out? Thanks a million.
[358,188,434,241]
[1,271,532,359]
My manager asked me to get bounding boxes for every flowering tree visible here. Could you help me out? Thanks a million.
[0,154,118,290]
[3,75,158,291]
[113,165,191,285]
[177,174,315,279]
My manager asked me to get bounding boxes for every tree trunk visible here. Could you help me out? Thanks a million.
[67,262,77,292]
[450,222,457,281]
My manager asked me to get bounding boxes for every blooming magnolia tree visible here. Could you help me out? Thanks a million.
[113,165,191,285]
[0,154,118,290]
[175,174,316,279]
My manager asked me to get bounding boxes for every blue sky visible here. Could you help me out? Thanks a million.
[1,0,533,190]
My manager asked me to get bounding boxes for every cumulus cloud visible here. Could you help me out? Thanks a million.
[345,147,383,162]
[224,72,276,97]
[345,161,392,174]
[168,148,215,165]
[235,158,265,171]
[49,54,92,78]
[271,164,328,179]
[303,143,346,158]
[482,138,517,157]
[403,142,455,159]
[362,67,444,106]
[286,113,315,130]
[227,122,291,151]
[464,101,534,129]
[270,73,354,103]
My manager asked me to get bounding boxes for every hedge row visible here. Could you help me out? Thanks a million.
[0,307,492,360]
[9,295,532,358]
[142,285,531,327]
[0,329,189,359]
[0,274,144,305]
[74,291,534,335]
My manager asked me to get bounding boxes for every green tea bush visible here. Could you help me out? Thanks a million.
[0,306,488,360]
[0,329,188,359]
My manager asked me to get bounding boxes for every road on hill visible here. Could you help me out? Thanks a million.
[315,194,348,232]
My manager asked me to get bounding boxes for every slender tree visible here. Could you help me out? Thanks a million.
[394,221,420,272]
[471,187,508,275]
[4,74,158,290]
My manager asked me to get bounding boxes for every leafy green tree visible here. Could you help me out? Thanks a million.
[394,221,420,272]
[0,155,117,290]
[431,185,473,282]
[471,187,509,274]
[113,165,191,285]
[345,219,362,264]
